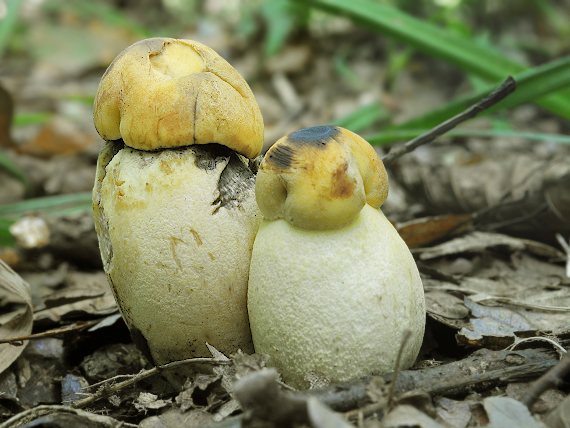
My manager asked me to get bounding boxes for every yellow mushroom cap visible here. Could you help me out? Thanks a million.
[93,38,264,159]
[256,126,388,230]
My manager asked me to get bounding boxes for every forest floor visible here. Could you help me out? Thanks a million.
[0,2,569,427]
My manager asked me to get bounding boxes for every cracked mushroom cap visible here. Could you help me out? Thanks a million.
[93,38,264,159]
[255,126,388,230]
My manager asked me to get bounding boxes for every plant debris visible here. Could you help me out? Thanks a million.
[0,1,569,426]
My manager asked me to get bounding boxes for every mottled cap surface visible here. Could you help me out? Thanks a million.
[93,38,264,159]
[256,126,388,230]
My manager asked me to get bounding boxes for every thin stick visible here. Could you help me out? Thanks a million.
[381,76,517,165]
[71,357,232,409]
[387,329,412,409]
[520,352,570,409]
[0,319,103,345]
[556,233,570,278]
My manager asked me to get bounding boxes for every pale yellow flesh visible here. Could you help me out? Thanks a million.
[247,204,425,389]
[93,144,261,364]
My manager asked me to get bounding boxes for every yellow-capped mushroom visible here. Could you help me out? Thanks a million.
[92,38,263,367]
[248,126,425,389]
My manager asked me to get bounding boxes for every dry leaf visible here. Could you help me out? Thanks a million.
[457,295,570,349]
[19,117,95,157]
[307,396,355,428]
[134,392,172,412]
[482,396,542,428]
[396,152,570,239]
[382,404,446,428]
[435,397,473,428]
[0,260,33,375]
[545,392,570,428]
[395,213,473,249]
[424,290,469,320]
[416,231,565,260]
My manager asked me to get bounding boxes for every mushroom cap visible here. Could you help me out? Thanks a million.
[255,126,388,230]
[94,38,264,159]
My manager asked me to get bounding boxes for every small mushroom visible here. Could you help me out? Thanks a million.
[92,38,263,366]
[248,126,425,389]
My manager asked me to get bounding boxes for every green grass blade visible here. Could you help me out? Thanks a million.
[0,218,15,246]
[0,192,93,220]
[331,102,389,132]
[303,0,522,77]
[44,0,151,38]
[391,55,570,131]
[0,193,93,246]
[0,0,23,58]
[0,151,31,196]
[13,112,52,126]
[365,129,570,146]
[302,0,570,121]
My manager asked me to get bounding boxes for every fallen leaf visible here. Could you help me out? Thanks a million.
[382,404,446,428]
[139,407,213,428]
[416,231,565,260]
[544,392,570,428]
[395,213,473,249]
[483,396,542,428]
[19,117,95,158]
[307,396,355,428]
[0,260,33,375]
[424,290,469,320]
[134,392,172,413]
[434,397,473,428]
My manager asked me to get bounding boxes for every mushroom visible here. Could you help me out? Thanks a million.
[92,38,263,366]
[247,126,425,389]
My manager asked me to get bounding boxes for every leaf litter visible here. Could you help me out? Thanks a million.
[0,2,569,428]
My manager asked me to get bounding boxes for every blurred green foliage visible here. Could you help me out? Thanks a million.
[0,192,93,246]
[1,0,570,240]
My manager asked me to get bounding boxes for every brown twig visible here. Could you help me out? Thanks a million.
[198,348,558,428]
[520,352,570,409]
[481,202,548,231]
[387,329,412,409]
[234,368,308,426]
[311,348,557,411]
[0,319,104,345]
[0,405,139,428]
[233,368,353,427]
[72,357,232,409]
[381,76,517,165]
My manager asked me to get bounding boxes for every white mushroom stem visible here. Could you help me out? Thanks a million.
[93,142,260,365]
[248,205,425,389]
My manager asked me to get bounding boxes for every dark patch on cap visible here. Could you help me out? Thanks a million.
[266,144,296,169]
[331,162,356,198]
[130,326,156,365]
[288,126,340,146]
